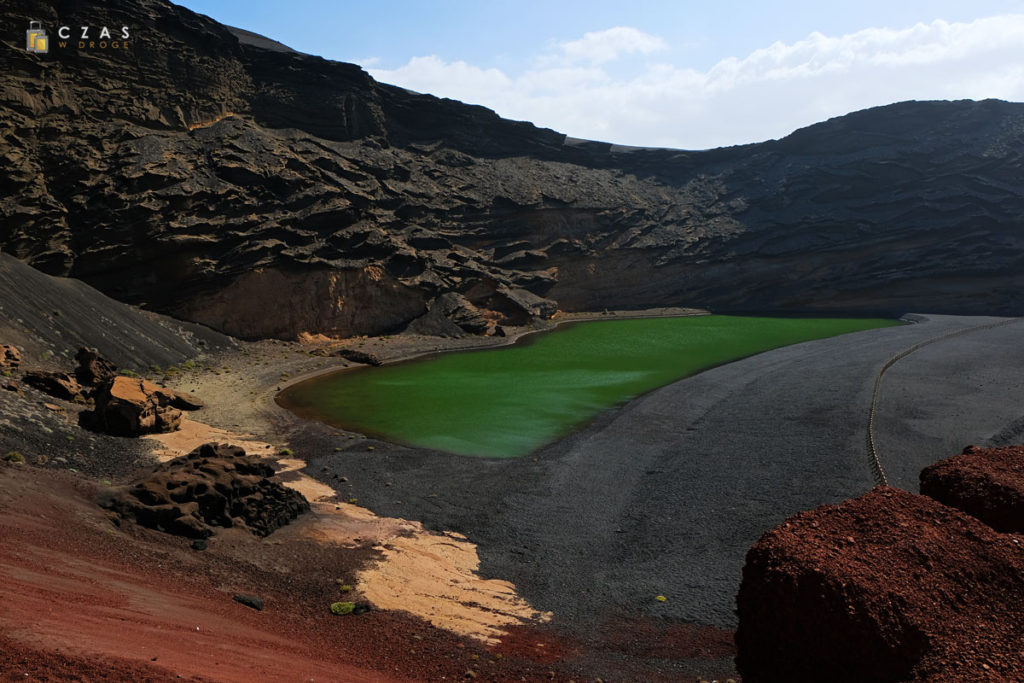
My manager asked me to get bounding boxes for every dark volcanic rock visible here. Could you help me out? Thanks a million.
[0,345,20,373]
[736,486,1024,682]
[0,0,1021,339]
[920,444,1024,533]
[336,349,383,366]
[74,347,117,388]
[102,442,309,539]
[22,371,84,402]
[90,376,182,436]
[232,594,265,611]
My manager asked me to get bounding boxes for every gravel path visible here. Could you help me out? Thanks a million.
[301,313,1024,635]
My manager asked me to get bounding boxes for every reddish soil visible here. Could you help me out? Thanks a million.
[920,444,1024,532]
[0,462,727,681]
[736,485,1024,682]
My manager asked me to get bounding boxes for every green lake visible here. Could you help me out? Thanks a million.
[278,315,901,458]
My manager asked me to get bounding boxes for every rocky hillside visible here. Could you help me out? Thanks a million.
[1,0,1022,339]
[0,252,230,370]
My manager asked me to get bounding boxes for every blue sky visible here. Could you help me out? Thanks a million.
[177,1,1024,149]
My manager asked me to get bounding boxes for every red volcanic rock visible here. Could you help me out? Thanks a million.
[93,376,182,436]
[102,442,309,539]
[0,345,20,373]
[920,445,1024,533]
[736,486,1024,682]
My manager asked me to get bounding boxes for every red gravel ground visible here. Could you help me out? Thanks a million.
[920,444,1024,532]
[0,462,732,681]
[737,485,1024,682]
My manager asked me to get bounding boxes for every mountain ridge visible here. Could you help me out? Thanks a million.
[1,0,1021,339]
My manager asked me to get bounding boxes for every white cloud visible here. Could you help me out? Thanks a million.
[559,26,668,64]
[368,16,1024,149]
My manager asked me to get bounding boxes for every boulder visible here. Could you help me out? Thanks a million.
[920,444,1024,533]
[0,345,20,373]
[403,292,492,336]
[92,376,182,436]
[169,391,204,411]
[22,371,84,402]
[336,348,383,366]
[74,347,118,387]
[736,486,1024,682]
[102,442,310,539]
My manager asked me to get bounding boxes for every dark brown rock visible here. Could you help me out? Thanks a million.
[736,486,1024,682]
[336,349,383,366]
[169,391,204,411]
[74,347,118,387]
[403,292,494,337]
[0,345,20,373]
[91,376,182,436]
[920,444,1024,533]
[101,442,310,539]
[22,371,84,402]
[2,380,21,395]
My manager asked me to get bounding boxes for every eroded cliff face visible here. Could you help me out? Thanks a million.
[1,0,1022,339]
[178,266,429,339]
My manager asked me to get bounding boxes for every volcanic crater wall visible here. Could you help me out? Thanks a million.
[1,0,1022,339]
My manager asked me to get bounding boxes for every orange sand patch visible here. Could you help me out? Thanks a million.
[143,416,275,462]
[144,416,550,643]
[284,501,552,644]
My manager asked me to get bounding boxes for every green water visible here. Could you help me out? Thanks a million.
[280,315,900,458]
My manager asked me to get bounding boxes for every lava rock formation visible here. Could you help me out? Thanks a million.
[102,442,310,538]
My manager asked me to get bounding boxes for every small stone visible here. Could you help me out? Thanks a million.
[233,594,264,611]
[190,539,207,551]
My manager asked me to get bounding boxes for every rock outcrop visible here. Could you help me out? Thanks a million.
[920,444,1024,533]
[736,485,1024,682]
[336,348,383,366]
[0,345,20,373]
[102,442,310,539]
[91,376,182,436]
[22,371,84,402]
[74,347,118,388]
[1,0,1022,339]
